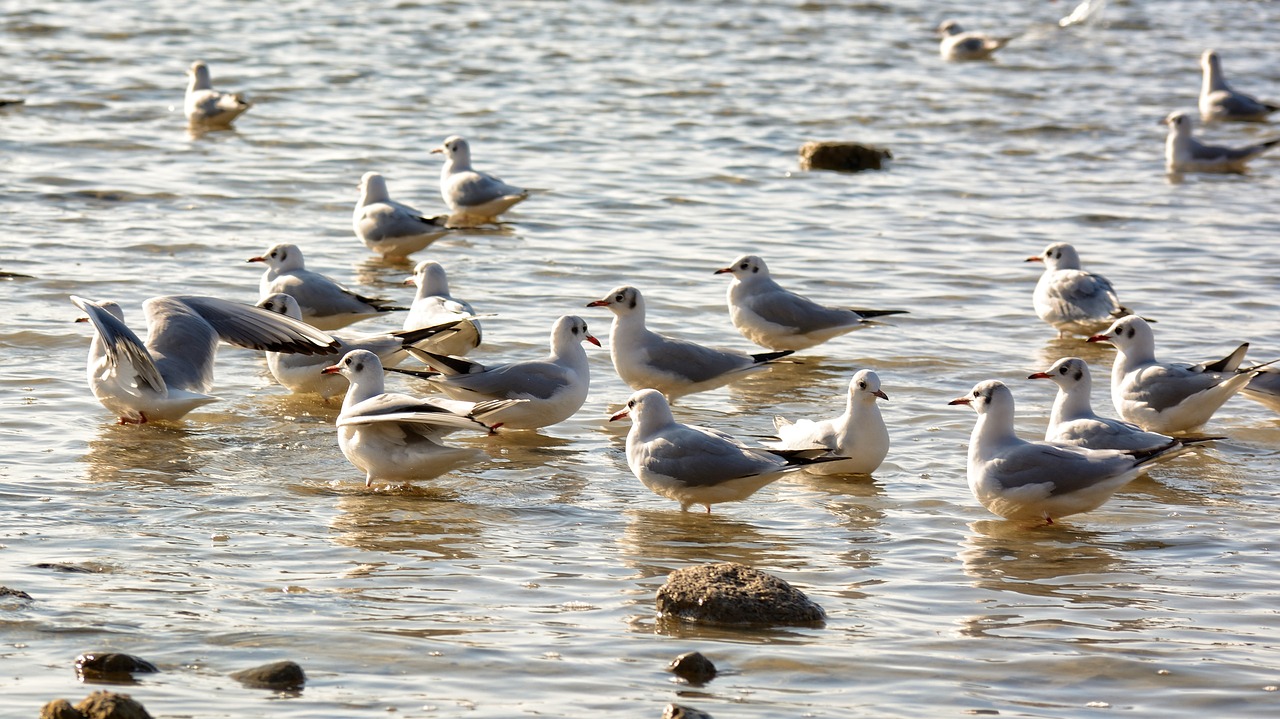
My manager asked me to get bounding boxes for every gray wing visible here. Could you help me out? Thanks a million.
[956,37,986,54]
[1210,89,1276,118]
[269,272,392,316]
[1046,271,1121,320]
[1129,363,1232,412]
[358,202,447,242]
[72,296,165,394]
[338,393,490,432]
[990,443,1134,496]
[1056,417,1172,452]
[449,170,525,208]
[1247,367,1280,397]
[438,359,570,400]
[644,334,752,383]
[641,425,784,487]
[746,281,863,333]
[1187,137,1272,162]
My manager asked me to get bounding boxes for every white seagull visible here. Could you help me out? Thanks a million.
[404,260,481,357]
[949,380,1180,523]
[183,61,251,127]
[715,254,906,351]
[1163,110,1280,174]
[586,285,792,399]
[431,135,529,226]
[322,349,514,487]
[1026,242,1134,338]
[73,294,338,424]
[257,293,466,401]
[389,315,598,430]
[1028,357,1220,452]
[1088,316,1257,433]
[352,172,450,260]
[248,243,406,330]
[936,20,1010,62]
[1199,49,1279,123]
[610,388,838,512]
[768,369,890,476]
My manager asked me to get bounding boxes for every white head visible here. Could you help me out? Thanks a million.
[550,315,601,353]
[1087,315,1156,360]
[187,61,212,90]
[321,348,384,393]
[247,243,305,272]
[936,20,964,37]
[1200,49,1221,73]
[714,254,770,283]
[431,135,472,165]
[1026,242,1082,272]
[949,379,1015,427]
[1163,111,1193,138]
[609,387,674,430]
[256,293,305,321]
[358,172,390,204]
[849,369,888,404]
[1029,356,1091,393]
[586,285,644,318]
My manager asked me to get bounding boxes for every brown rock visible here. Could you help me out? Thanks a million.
[39,699,83,719]
[667,651,716,684]
[74,653,158,682]
[656,562,825,627]
[798,141,892,172]
[0,586,33,599]
[230,660,306,690]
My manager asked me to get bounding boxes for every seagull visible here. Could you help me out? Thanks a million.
[1199,49,1279,123]
[404,260,481,357]
[949,380,1180,523]
[257,293,467,401]
[715,254,906,351]
[609,388,839,512]
[1026,242,1134,338]
[1028,357,1221,452]
[388,315,598,430]
[1163,110,1280,174]
[768,369,890,475]
[1243,366,1280,412]
[586,285,792,399]
[248,243,407,330]
[352,172,450,261]
[936,20,1011,62]
[322,350,514,487]
[183,61,251,127]
[431,135,529,226]
[1087,316,1257,433]
[72,294,338,424]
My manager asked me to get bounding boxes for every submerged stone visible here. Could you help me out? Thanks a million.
[656,562,825,627]
[74,653,158,682]
[40,691,153,719]
[0,586,33,599]
[798,141,892,172]
[230,660,306,690]
[662,704,714,719]
[667,651,716,684]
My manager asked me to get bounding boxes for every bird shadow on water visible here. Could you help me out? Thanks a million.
[617,508,804,581]
[80,422,218,487]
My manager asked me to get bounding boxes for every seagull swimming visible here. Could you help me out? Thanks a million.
[1163,110,1280,174]
[949,380,1180,523]
[1088,316,1257,433]
[390,315,598,430]
[768,369,890,475]
[183,61,251,127]
[248,243,407,330]
[610,388,838,512]
[322,349,513,487]
[73,294,338,424]
[431,135,529,226]
[1199,49,1279,123]
[1026,242,1134,338]
[936,20,1010,62]
[257,293,466,401]
[586,285,792,399]
[404,260,481,357]
[352,172,450,260]
[715,254,906,351]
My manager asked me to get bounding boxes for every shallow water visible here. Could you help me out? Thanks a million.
[3,0,1280,716]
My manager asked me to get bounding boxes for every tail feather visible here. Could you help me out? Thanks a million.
[751,350,794,364]
[1201,342,1249,373]
[1129,439,1183,467]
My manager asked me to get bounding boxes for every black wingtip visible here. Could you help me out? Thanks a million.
[1130,439,1182,466]
[751,349,794,364]
[383,366,440,380]
[853,309,909,319]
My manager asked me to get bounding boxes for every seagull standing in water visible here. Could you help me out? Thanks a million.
[183,61,251,127]
[404,260,481,357]
[1199,49,1279,123]
[352,172,449,260]
[431,135,529,226]
[586,285,791,400]
[715,254,906,352]
[1088,316,1258,433]
[1026,242,1134,338]
[949,380,1180,523]
[248,243,406,330]
[1163,111,1280,174]
[610,388,838,512]
[768,369,890,475]
[73,295,338,424]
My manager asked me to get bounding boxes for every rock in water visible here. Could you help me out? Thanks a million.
[798,141,892,172]
[74,653,158,682]
[663,705,714,719]
[667,651,717,684]
[230,660,307,690]
[656,562,825,627]
[40,691,154,719]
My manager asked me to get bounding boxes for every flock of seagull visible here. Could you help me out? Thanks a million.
[69,36,1279,525]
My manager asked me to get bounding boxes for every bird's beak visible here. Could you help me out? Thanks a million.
[586,333,602,347]
[1024,255,1043,263]
[1158,117,1170,126]
[873,389,889,401]
[585,299,609,307]
[1027,371,1053,380]
[948,396,972,406]
[713,267,732,275]
[321,365,341,375]
[609,408,629,422]
[430,146,444,155]
[246,256,265,263]
[403,278,416,286]
[1086,333,1110,343]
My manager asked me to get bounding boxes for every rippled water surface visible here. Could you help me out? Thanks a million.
[3,0,1280,716]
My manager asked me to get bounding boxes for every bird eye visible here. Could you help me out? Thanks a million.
[973,390,980,397]
[740,262,748,269]
[615,294,624,302]
[627,399,635,408]
[1060,365,1069,375]
[858,381,866,389]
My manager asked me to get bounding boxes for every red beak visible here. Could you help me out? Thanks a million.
[1024,256,1043,263]
[609,409,629,422]
[403,278,415,286]
[713,267,732,275]
[321,365,341,375]
[1027,372,1052,379]
[585,299,609,307]
[246,256,265,263]
[586,334,601,347]
[1086,334,1110,343]
[948,397,972,406]
[873,389,889,401]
